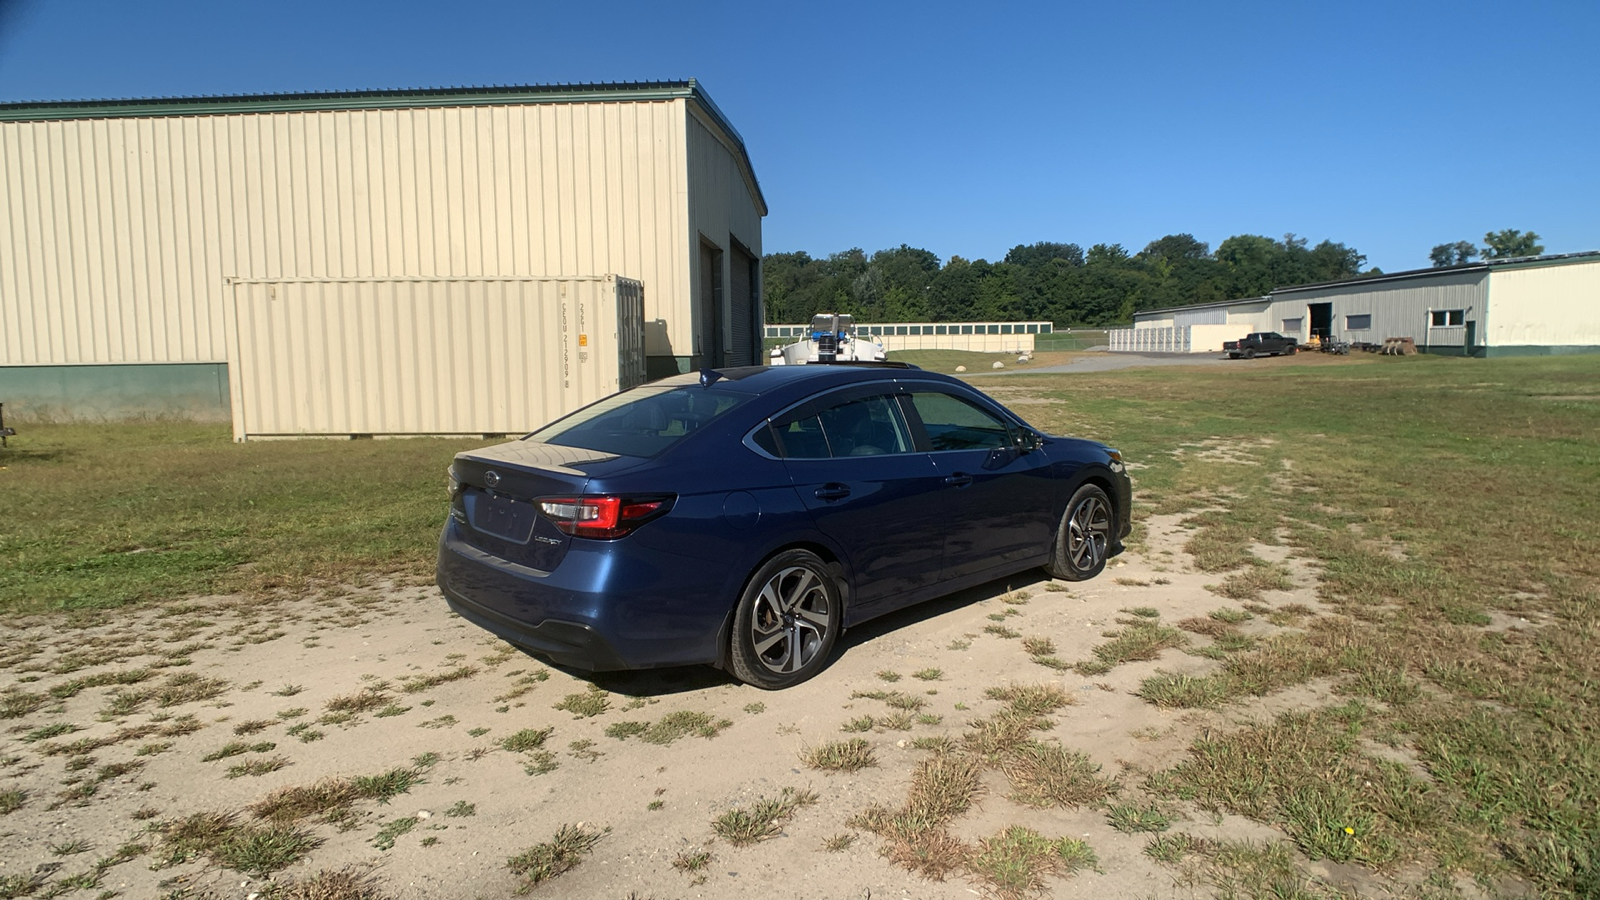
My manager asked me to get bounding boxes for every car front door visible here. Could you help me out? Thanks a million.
[769,387,945,615]
[904,388,1058,582]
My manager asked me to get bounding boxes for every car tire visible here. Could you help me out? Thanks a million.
[728,549,842,689]
[1288,345,1298,355]
[1243,348,1256,360]
[1046,484,1113,582]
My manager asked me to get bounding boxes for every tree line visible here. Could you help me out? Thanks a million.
[765,227,1547,326]
[763,233,1371,326]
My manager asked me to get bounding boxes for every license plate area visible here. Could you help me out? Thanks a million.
[468,492,537,544]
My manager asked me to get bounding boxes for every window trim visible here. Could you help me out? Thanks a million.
[1429,309,1465,327]
[1345,313,1373,331]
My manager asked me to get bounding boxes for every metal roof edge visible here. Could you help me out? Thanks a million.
[1269,251,1600,295]
[0,80,702,122]
[1131,296,1269,318]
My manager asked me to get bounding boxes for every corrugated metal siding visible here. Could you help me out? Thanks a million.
[225,276,644,439]
[1,101,689,366]
[685,110,763,362]
[1268,271,1487,344]
[1486,260,1600,347]
[1173,307,1227,327]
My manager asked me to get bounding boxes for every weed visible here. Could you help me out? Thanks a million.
[743,701,766,714]
[227,756,290,779]
[880,711,915,730]
[1137,672,1231,709]
[214,824,318,875]
[841,716,874,733]
[712,787,818,846]
[876,670,901,682]
[400,666,478,694]
[500,728,553,753]
[0,789,25,815]
[1210,607,1253,624]
[371,816,418,851]
[1107,801,1171,833]
[671,848,711,874]
[324,687,391,714]
[1212,563,1295,600]
[912,668,943,681]
[822,832,856,852]
[445,800,476,818]
[23,722,78,743]
[202,741,275,762]
[984,624,1021,639]
[251,779,361,823]
[50,838,92,856]
[272,684,304,697]
[232,719,272,735]
[1021,636,1056,656]
[1002,742,1119,808]
[1078,621,1185,672]
[353,767,424,804]
[804,738,877,773]
[948,639,971,650]
[0,691,45,719]
[374,703,410,718]
[553,688,609,718]
[506,824,607,891]
[851,689,926,711]
[1124,606,1161,618]
[1144,832,1207,864]
[522,751,559,776]
[603,710,730,745]
[969,826,1098,899]
[277,706,309,719]
[910,736,954,753]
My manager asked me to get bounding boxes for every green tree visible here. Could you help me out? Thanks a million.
[1429,241,1479,267]
[1482,229,1544,259]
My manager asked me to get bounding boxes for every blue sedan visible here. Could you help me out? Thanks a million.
[436,363,1131,689]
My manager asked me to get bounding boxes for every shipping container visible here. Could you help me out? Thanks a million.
[224,275,645,440]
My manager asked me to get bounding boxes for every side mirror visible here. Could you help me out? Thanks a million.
[1016,430,1040,453]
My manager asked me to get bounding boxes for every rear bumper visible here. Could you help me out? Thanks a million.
[435,519,727,671]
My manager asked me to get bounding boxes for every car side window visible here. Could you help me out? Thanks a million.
[909,391,1012,452]
[772,414,831,459]
[815,394,912,457]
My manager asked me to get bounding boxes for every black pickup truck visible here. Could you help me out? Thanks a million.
[1224,332,1299,359]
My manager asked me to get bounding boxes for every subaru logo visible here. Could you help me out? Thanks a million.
[483,470,501,490]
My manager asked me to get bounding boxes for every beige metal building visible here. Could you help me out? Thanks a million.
[1114,252,1600,356]
[0,80,765,424]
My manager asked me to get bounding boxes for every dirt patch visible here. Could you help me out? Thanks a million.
[0,518,1425,898]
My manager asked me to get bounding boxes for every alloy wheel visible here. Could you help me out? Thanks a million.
[749,565,834,675]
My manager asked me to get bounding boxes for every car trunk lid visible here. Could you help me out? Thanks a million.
[450,441,646,572]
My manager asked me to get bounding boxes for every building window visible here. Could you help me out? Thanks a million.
[897,326,908,336]
[1025,324,1038,334]
[935,325,947,335]
[1346,314,1372,331]
[1040,323,1052,333]
[1430,309,1465,327]
[962,325,974,334]
[987,325,1000,334]
[1282,318,1303,334]
[1001,324,1013,334]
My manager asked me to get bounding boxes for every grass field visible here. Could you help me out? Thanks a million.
[3,353,1598,895]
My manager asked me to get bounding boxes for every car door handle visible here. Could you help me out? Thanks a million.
[943,473,974,488]
[814,484,852,501]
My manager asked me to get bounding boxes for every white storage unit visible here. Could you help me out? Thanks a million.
[224,276,644,440]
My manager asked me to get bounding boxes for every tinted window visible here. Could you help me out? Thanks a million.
[528,387,749,458]
[774,413,830,459]
[910,392,1011,451]
[816,395,911,457]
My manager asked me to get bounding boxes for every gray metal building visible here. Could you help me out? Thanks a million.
[0,80,765,422]
[1125,252,1600,356]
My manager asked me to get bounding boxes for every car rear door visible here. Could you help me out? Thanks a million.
[767,386,945,614]
[903,387,1058,581]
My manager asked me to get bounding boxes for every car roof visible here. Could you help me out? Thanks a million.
[652,363,958,395]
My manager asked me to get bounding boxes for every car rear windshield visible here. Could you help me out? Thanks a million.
[525,386,751,458]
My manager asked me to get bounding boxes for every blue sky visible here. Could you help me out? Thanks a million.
[1,0,1596,273]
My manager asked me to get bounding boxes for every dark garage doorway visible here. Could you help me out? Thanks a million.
[1309,303,1332,342]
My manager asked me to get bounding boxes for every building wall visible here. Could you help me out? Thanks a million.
[1486,259,1600,349]
[1268,270,1487,347]
[684,108,764,372]
[0,98,695,372]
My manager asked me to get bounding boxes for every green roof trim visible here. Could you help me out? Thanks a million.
[0,78,766,213]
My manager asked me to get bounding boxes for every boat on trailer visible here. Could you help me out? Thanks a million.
[768,313,888,365]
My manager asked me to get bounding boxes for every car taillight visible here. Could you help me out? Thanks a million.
[537,495,674,539]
